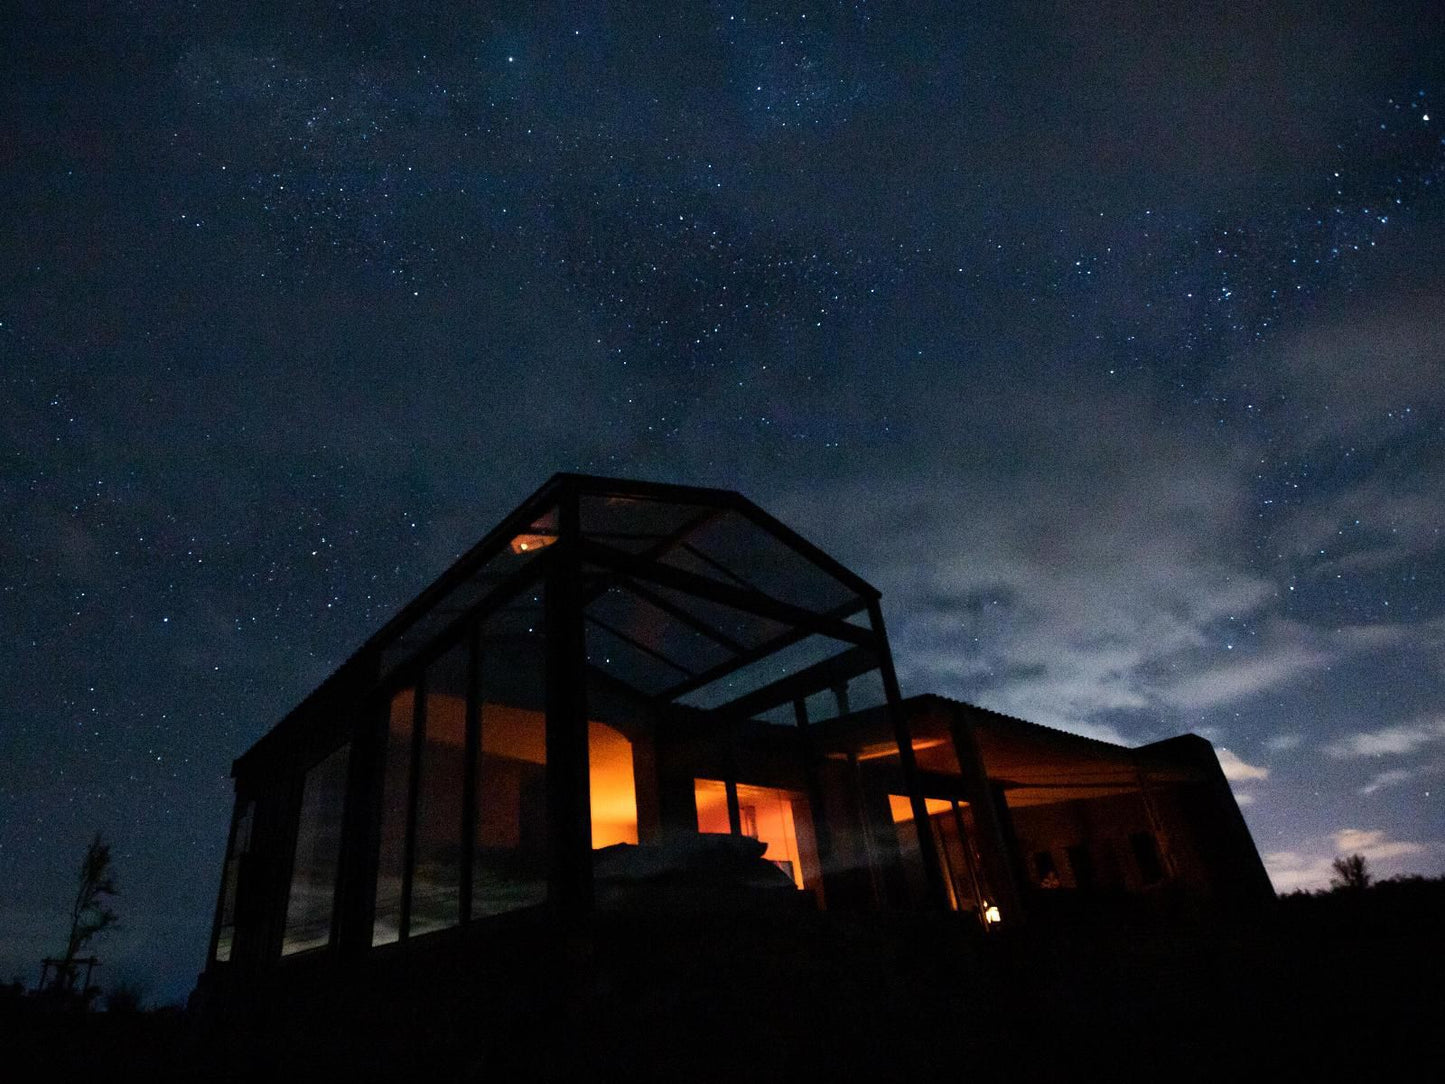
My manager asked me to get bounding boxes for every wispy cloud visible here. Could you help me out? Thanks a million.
[1272,295,1445,447]
[1358,768,1414,795]
[1160,643,1329,710]
[1324,714,1445,758]
[1216,748,1270,781]
[1331,828,1427,862]
[1265,828,1433,892]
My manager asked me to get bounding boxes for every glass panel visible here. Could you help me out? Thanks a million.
[657,509,860,613]
[889,794,964,910]
[678,634,852,711]
[281,744,351,955]
[380,506,555,674]
[755,703,799,726]
[586,584,735,676]
[585,619,690,696]
[735,783,817,892]
[843,669,887,715]
[372,687,414,946]
[579,493,712,544]
[642,583,791,655]
[589,721,638,849]
[410,644,467,938]
[213,800,254,963]
[693,779,731,834]
[473,598,548,917]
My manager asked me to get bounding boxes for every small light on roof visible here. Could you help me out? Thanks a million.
[510,533,558,555]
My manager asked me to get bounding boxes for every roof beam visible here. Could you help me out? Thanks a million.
[579,538,873,649]
[710,644,878,720]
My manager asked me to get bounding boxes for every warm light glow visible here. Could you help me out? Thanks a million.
[984,903,1002,924]
[395,697,637,849]
[856,737,948,762]
[887,794,953,823]
[737,783,805,888]
[509,533,558,554]
[694,778,815,890]
[589,721,638,848]
[694,778,731,834]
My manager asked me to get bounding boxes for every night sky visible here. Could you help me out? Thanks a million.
[3,2,1442,1003]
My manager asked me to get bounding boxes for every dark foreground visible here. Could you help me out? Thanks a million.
[5,881,1440,1081]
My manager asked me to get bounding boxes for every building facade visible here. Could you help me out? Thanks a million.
[198,475,1271,1024]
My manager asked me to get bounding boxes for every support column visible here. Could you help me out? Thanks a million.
[545,490,593,916]
[868,600,950,911]
[947,706,1026,926]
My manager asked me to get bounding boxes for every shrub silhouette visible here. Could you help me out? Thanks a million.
[1329,853,1371,892]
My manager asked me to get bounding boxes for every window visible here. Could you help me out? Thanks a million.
[694,779,820,894]
[213,800,254,963]
[410,644,467,936]
[472,701,548,917]
[282,744,351,955]
[372,688,415,946]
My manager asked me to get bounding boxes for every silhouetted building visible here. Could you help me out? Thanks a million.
[196,474,1271,1050]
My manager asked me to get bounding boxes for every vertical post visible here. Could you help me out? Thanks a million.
[867,600,950,911]
[399,675,427,941]
[947,707,1026,925]
[459,623,481,924]
[545,488,594,915]
[725,779,743,836]
[206,793,243,966]
[795,696,838,905]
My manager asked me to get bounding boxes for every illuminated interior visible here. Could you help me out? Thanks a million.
[694,778,818,892]
[693,779,731,835]
[890,794,989,917]
[588,720,638,849]
[372,678,639,940]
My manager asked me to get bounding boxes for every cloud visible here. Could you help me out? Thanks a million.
[1324,714,1445,758]
[1232,790,1257,807]
[1358,769,1414,795]
[1330,828,1427,863]
[1263,851,1337,893]
[1265,828,1433,892]
[1216,748,1269,781]
[1160,644,1329,710]
[780,382,1280,738]
[1278,483,1445,575]
[1273,294,1445,447]
[1155,619,1412,712]
[1264,733,1303,752]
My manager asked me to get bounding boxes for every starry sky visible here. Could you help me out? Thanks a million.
[3,2,1442,1003]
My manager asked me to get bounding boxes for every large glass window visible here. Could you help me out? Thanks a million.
[473,610,548,917]
[282,744,351,955]
[213,799,254,963]
[736,782,817,891]
[694,779,820,894]
[589,721,637,849]
[410,644,467,936]
[890,795,992,918]
[693,778,731,835]
[372,688,415,946]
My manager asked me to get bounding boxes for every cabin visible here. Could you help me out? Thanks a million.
[195,474,1271,1059]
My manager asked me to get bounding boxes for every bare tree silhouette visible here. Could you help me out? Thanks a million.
[1330,853,1371,892]
[46,831,119,998]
